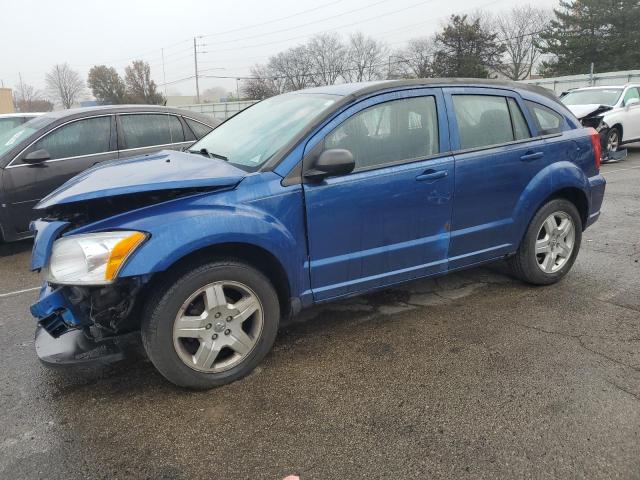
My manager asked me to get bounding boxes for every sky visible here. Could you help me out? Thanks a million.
[0,0,560,100]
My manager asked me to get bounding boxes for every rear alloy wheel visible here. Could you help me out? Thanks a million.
[508,199,582,285]
[142,261,280,389]
[534,212,576,274]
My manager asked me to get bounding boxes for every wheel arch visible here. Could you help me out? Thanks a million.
[143,242,293,318]
[512,161,591,248]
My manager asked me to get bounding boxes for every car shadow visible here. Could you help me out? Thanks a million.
[0,238,32,257]
[39,262,516,395]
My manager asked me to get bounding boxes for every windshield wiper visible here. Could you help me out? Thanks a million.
[187,148,228,161]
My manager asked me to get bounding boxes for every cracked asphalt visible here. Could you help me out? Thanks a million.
[1,149,639,480]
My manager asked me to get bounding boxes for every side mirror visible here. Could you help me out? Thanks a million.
[23,149,51,164]
[625,97,639,108]
[304,149,355,181]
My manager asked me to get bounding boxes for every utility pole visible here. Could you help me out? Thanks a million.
[236,78,240,100]
[161,48,167,97]
[193,37,200,103]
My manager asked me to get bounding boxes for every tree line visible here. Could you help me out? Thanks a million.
[244,0,640,99]
[14,60,164,112]
[12,0,640,110]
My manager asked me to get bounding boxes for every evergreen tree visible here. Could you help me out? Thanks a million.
[431,15,505,78]
[540,0,640,76]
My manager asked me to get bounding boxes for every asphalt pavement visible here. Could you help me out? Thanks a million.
[1,149,639,480]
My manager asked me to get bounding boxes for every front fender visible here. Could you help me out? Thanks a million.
[66,173,309,299]
[512,160,590,241]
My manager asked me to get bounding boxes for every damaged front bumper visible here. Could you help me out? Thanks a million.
[34,326,139,366]
[31,283,143,366]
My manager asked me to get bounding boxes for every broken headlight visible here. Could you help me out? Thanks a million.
[47,231,147,285]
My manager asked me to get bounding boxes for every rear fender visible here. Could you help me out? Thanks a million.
[512,161,589,243]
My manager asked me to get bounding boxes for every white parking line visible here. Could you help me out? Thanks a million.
[0,286,40,299]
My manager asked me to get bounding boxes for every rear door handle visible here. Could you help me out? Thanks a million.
[520,151,544,161]
[416,170,447,182]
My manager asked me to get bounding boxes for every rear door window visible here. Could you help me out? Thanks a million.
[120,114,186,149]
[453,95,517,149]
[31,116,112,160]
[525,101,564,135]
[507,98,531,140]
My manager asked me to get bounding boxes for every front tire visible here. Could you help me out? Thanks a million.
[508,199,582,285]
[141,260,280,389]
[605,127,621,155]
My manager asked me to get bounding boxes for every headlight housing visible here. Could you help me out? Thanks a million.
[47,231,147,285]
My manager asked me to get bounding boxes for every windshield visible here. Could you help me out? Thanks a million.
[0,115,56,158]
[190,93,339,171]
[562,88,623,107]
[0,117,27,135]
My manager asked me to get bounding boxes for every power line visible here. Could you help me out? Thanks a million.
[201,0,394,47]
[200,0,344,38]
[198,0,441,56]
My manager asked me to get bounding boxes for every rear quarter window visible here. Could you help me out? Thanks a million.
[185,118,213,139]
[525,101,564,135]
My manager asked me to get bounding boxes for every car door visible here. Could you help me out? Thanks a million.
[444,88,551,269]
[4,115,116,234]
[117,113,193,159]
[302,89,454,301]
[621,87,640,140]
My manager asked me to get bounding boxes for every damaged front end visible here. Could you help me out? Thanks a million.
[30,219,150,365]
[569,104,628,162]
[28,150,247,365]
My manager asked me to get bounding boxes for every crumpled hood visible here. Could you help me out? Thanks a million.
[566,103,612,120]
[36,150,246,209]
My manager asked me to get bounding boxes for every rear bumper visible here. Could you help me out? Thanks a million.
[585,174,606,229]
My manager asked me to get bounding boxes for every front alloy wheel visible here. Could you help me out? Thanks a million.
[142,260,280,389]
[173,281,263,372]
[606,128,620,154]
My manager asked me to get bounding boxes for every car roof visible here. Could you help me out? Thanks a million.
[292,78,559,102]
[568,85,639,91]
[34,105,216,127]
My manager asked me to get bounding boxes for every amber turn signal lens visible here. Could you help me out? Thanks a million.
[105,232,147,280]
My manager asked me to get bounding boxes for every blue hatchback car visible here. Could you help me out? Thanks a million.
[29,79,606,389]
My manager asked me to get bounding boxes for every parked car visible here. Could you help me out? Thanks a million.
[0,112,44,135]
[29,79,605,389]
[0,105,218,241]
[561,84,640,158]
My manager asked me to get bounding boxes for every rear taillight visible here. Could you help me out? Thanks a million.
[588,127,601,171]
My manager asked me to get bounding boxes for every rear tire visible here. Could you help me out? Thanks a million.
[508,199,582,285]
[141,260,280,389]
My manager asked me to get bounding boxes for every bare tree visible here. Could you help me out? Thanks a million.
[45,63,85,109]
[243,64,285,100]
[493,6,551,80]
[13,76,53,112]
[395,37,436,79]
[124,60,165,104]
[343,32,388,82]
[306,33,347,86]
[269,46,314,91]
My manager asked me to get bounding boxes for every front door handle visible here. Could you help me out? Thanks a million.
[416,170,447,182]
[520,151,544,161]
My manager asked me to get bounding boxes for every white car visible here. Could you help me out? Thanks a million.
[0,112,45,135]
[561,84,640,159]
